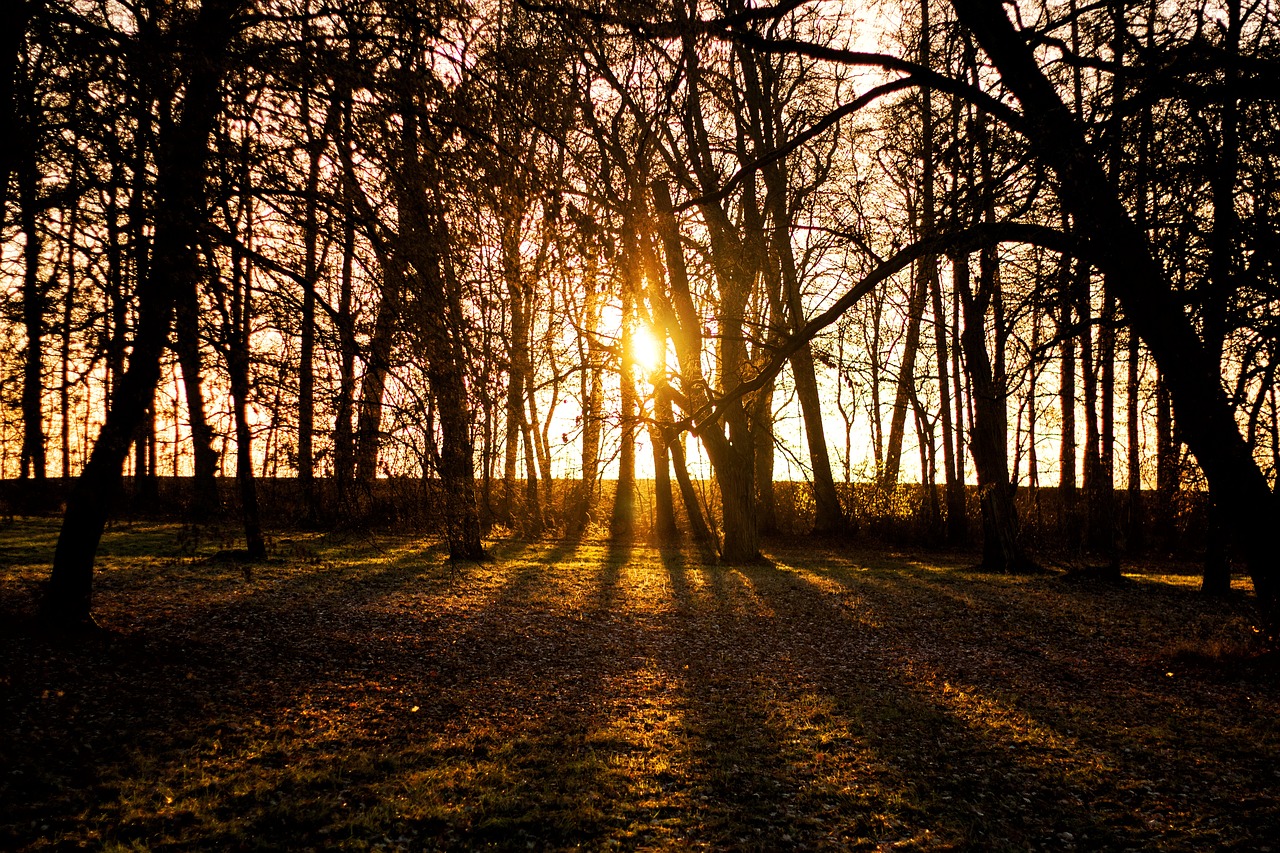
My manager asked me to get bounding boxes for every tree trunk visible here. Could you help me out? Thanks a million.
[650,413,678,541]
[883,270,927,489]
[1126,327,1144,552]
[425,212,485,560]
[174,273,220,513]
[611,247,638,540]
[1154,376,1176,546]
[296,84,328,522]
[651,178,758,562]
[0,0,34,228]
[951,0,1280,634]
[396,99,484,560]
[60,191,77,481]
[333,161,357,506]
[1201,0,1241,597]
[43,0,239,630]
[573,263,605,535]
[220,249,266,560]
[956,249,1029,572]
[353,279,398,489]
[752,381,779,536]
[922,0,963,541]
[18,135,46,492]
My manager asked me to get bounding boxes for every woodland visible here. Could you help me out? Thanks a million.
[2,0,1280,847]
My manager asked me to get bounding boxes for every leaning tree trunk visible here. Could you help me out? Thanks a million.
[951,0,1280,635]
[43,0,240,631]
[174,275,220,513]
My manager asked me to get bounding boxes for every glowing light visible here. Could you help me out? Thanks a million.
[632,325,664,374]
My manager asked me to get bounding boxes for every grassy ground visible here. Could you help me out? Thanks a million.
[2,517,1278,851]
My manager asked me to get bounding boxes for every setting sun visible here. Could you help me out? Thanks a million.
[632,325,664,374]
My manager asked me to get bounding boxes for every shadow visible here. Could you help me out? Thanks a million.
[2,527,1277,850]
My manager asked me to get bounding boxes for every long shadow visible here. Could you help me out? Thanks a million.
[650,559,1096,846]
[750,549,1279,847]
[5,528,1276,849]
[0,534,659,849]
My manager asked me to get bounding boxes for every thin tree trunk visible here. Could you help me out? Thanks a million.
[611,235,638,539]
[1058,248,1078,545]
[1127,327,1143,551]
[1155,376,1176,546]
[333,156,357,506]
[213,237,266,560]
[296,83,328,522]
[60,194,76,481]
[573,262,605,535]
[18,133,46,490]
[173,271,219,512]
[353,276,398,488]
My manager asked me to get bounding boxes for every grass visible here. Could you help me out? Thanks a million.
[2,517,1278,850]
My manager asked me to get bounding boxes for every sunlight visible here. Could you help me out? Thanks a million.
[631,325,664,374]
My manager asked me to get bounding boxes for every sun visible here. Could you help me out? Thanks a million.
[632,325,664,374]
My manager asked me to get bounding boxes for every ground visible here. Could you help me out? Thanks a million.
[2,518,1278,851]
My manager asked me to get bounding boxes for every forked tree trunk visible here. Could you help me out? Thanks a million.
[651,178,759,562]
[956,249,1030,572]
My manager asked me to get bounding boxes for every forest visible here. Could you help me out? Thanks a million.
[2,0,1280,846]
[4,0,1279,631]
[2,0,1280,625]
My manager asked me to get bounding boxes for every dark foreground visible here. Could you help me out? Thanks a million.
[2,518,1278,850]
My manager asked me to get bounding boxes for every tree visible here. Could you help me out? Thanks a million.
[43,0,248,630]
[948,0,1280,634]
